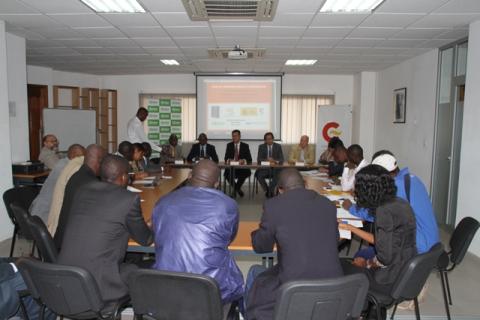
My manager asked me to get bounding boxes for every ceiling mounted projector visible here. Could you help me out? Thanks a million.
[228,45,248,60]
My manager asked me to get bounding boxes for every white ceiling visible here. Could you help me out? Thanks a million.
[0,0,478,75]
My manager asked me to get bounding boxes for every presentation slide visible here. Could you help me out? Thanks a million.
[197,75,282,140]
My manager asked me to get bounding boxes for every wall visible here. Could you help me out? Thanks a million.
[6,33,29,162]
[0,21,14,241]
[456,20,480,257]
[374,49,438,190]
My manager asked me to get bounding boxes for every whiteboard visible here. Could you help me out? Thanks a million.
[43,108,96,151]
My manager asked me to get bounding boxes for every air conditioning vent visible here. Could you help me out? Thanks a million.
[182,0,278,21]
[208,47,266,59]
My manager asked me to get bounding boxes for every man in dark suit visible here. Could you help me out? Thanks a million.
[245,168,343,320]
[53,144,106,249]
[255,132,284,197]
[224,129,252,197]
[57,155,153,302]
[187,133,219,163]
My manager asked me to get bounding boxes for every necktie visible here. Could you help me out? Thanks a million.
[234,144,239,161]
[172,146,175,158]
[268,145,272,158]
[200,145,205,158]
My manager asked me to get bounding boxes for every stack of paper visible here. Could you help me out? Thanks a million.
[339,229,351,240]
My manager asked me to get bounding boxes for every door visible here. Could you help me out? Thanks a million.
[28,84,48,160]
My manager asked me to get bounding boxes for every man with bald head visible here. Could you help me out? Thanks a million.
[152,159,244,305]
[53,144,106,248]
[246,168,343,320]
[58,155,152,302]
[39,134,61,169]
[288,135,315,165]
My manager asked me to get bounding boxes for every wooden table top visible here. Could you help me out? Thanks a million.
[13,170,50,179]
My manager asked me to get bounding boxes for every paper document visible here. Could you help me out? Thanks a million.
[337,208,361,220]
[339,220,363,228]
[132,180,155,185]
[127,186,142,193]
[339,229,351,240]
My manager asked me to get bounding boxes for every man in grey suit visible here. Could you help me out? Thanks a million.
[57,155,153,302]
[255,132,284,197]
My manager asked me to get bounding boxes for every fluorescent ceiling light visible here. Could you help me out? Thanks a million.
[285,60,317,66]
[161,60,180,66]
[320,0,384,13]
[80,0,145,13]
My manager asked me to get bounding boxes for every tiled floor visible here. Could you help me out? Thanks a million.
[2,185,480,320]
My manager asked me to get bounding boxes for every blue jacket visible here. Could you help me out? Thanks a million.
[349,167,439,254]
[152,186,244,303]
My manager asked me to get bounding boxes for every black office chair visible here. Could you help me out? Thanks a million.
[3,186,40,257]
[367,243,444,320]
[273,273,369,320]
[9,202,38,257]
[25,215,58,263]
[437,217,479,320]
[16,257,129,320]
[128,269,239,320]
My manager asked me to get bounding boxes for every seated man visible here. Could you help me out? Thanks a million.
[246,168,343,320]
[57,155,153,302]
[187,133,219,163]
[343,151,439,254]
[30,144,85,224]
[341,144,368,191]
[38,134,61,170]
[319,136,342,164]
[160,134,183,163]
[288,135,315,165]
[224,129,252,197]
[116,140,134,161]
[152,160,244,304]
[255,132,284,197]
[328,143,348,177]
[53,144,105,248]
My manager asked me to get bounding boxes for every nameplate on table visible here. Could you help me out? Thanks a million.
[230,161,240,166]
[339,229,351,240]
[174,160,184,165]
[295,162,305,167]
[261,161,271,166]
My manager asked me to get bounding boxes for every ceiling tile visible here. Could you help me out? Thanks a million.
[417,38,459,48]
[139,0,186,12]
[74,27,124,38]
[119,26,168,37]
[57,38,100,47]
[276,0,324,13]
[101,13,159,27]
[212,26,258,37]
[257,37,298,47]
[375,39,427,48]
[409,14,480,28]
[336,38,382,48]
[35,47,80,55]
[144,47,182,54]
[0,0,39,14]
[0,14,64,28]
[259,26,306,37]
[165,26,212,37]
[27,39,63,47]
[262,13,315,27]
[21,0,92,14]
[75,47,113,54]
[215,37,256,48]
[152,12,207,27]
[376,0,450,14]
[110,47,147,54]
[49,14,110,28]
[34,27,84,39]
[293,47,331,54]
[348,27,401,39]
[174,37,216,47]
[435,0,480,14]
[133,37,177,47]
[390,28,450,39]
[311,13,369,27]
[435,29,469,40]
[97,38,138,47]
[303,27,353,38]
[360,13,424,28]
[297,37,340,47]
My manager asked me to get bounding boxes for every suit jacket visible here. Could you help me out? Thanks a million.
[57,180,153,301]
[257,143,284,164]
[224,142,252,164]
[53,164,98,249]
[247,188,343,320]
[187,143,219,163]
[288,144,315,165]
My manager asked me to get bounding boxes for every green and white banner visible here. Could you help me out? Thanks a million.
[146,98,182,146]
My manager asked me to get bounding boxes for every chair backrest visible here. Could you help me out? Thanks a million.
[449,217,480,266]
[3,186,39,230]
[16,257,105,317]
[273,273,369,320]
[26,215,58,263]
[128,269,223,320]
[391,242,444,301]
[9,203,35,241]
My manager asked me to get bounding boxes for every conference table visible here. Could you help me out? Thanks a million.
[12,170,50,186]
[127,164,360,266]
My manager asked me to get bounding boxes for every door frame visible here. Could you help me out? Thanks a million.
[27,84,49,161]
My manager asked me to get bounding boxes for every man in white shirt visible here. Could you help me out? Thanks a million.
[341,144,369,191]
[127,107,161,152]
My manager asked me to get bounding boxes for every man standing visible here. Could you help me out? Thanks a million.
[57,155,152,302]
[246,168,343,320]
[53,144,106,248]
[38,134,61,170]
[341,144,368,191]
[187,133,219,163]
[224,130,252,197]
[255,132,284,197]
[152,160,243,304]
[288,135,315,165]
[30,144,85,224]
[127,107,161,152]
[160,134,183,163]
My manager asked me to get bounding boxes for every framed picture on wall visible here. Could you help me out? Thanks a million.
[393,87,407,123]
